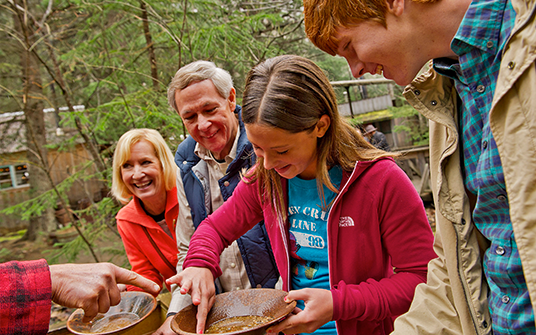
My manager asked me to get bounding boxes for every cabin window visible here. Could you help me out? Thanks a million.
[0,164,29,190]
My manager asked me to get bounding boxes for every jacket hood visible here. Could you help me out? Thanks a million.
[341,157,396,188]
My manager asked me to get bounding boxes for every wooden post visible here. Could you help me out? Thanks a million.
[344,86,354,118]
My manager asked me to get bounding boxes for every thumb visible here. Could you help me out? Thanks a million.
[284,290,302,303]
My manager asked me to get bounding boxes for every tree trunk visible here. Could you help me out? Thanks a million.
[12,4,56,241]
[140,1,159,90]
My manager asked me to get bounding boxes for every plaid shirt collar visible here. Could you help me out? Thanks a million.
[451,0,505,56]
[433,0,509,84]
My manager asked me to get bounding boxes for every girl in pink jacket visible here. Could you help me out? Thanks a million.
[167,55,436,335]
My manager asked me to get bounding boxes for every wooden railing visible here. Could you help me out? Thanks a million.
[394,145,432,201]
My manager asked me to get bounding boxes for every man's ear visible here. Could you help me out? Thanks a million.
[228,87,237,112]
[386,0,404,17]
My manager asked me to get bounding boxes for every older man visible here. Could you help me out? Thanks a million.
[303,0,536,334]
[154,61,279,335]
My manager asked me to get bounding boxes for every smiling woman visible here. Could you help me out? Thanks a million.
[120,140,166,214]
[111,129,179,297]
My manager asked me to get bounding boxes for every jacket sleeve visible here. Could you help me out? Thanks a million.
[168,170,196,314]
[184,178,264,278]
[331,162,436,323]
[391,233,467,335]
[0,259,52,334]
[392,72,493,333]
[391,208,489,335]
[117,220,164,294]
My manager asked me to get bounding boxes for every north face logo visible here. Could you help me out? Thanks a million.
[339,216,354,227]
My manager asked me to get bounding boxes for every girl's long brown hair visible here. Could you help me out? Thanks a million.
[242,55,398,222]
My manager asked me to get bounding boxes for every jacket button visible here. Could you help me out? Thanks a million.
[502,295,510,304]
[431,100,437,106]
[497,194,507,201]
[486,41,493,49]
[507,61,515,70]
[224,181,230,187]
[476,85,486,93]
[496,246,505,255]
[482,141,488,149]
[183,161,187,165]
[230,262,236,268]
[461,218,466,225]
[414,90,421,96]
[482,320,488,328]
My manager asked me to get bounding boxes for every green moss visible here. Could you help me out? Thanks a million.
[347,109,393,126]
[0,229,26,242]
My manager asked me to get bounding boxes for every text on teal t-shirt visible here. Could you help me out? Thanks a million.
[288,165,342,335]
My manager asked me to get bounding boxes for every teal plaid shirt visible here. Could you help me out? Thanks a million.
[434,0,535,333]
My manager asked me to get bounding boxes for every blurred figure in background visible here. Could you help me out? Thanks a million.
[363,124,390,151]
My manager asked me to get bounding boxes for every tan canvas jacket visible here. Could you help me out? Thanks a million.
[392,0,536,334]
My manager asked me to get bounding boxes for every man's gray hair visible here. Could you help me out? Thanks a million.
[167,60,234,112]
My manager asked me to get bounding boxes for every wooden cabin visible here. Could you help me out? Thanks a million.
[0,108,107,234]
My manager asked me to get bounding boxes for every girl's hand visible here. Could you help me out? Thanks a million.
[166,267,215,334]
[266,288,333,334]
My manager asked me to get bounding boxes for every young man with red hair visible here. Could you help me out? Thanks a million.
[304,0,536,334]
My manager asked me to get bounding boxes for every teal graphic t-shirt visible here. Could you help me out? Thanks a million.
[288,165,342,335]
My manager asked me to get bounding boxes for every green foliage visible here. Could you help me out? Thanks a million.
[46,221,122,264]
[47,234,87,264]
[389,104,429,146]
[1,188,58,220]
[0,248,13,263]
[100,243,131,268]
[346,109,393,127]
[0,0,384,265]
[0,230,26,243]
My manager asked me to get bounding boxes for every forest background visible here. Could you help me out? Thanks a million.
[0,0,423,266]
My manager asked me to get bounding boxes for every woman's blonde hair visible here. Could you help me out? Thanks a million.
[242,55,398,221]
[111,128,177,204]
